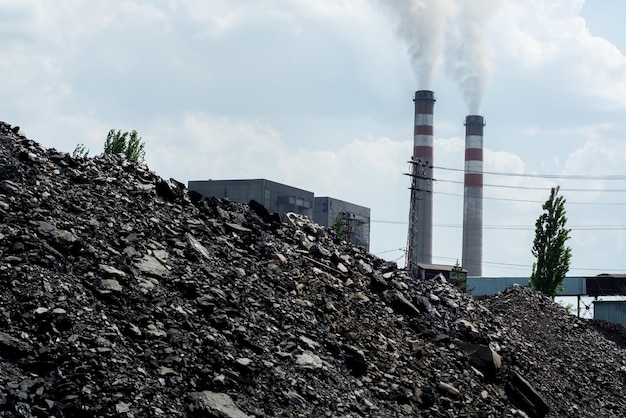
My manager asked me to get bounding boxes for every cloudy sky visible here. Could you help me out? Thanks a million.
[3,0,626,278]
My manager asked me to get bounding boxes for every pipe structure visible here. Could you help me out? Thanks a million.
[407,90,435,276]
[462,115,485,276]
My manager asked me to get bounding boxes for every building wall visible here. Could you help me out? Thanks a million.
[314,197,370,250]
[188,179,314,219]
[188,180,371,250]
[467,277,586,297]
[594,301,626,327]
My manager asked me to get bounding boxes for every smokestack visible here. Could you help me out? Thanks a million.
[462,115,485,277]
[407,90,435,276]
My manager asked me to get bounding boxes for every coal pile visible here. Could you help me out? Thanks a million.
[1,121,626,417]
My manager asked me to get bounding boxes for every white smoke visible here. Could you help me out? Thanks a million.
[445,0,495,114]
[384,0,494,113]
[385,0,457,89]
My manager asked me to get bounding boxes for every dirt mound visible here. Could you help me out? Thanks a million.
[1,122,625,417]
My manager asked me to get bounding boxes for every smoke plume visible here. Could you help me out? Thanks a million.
[386,0,456,89]
[445,0,495,114]
[385,0,494,113]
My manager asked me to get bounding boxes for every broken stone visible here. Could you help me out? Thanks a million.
[460,342,502,378]
[100,279,122,292]
[135,254,170,278]
[295,351,323,369]
[99,264,127,277]
[0,124,623,417]
[188,391,250,418]
[382,290,421,317]
[186,233,212,260]
[437,382,460,397]
[0,331,32,356]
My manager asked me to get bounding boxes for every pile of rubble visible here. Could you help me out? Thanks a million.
[1,121,625,417]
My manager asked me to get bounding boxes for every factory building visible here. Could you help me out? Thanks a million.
[188,179,370,250]
[188,178,314,218]
[314,197,370,251]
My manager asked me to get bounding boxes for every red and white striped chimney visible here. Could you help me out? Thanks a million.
[407,90,435,275]
[462,115,485,276]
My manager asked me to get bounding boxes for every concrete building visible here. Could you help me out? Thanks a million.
[188,179,314,219]
[188,179,371,250]
[314,197,370,251]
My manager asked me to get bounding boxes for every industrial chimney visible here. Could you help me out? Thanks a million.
[407,90,435,276]
[462,115,485,277]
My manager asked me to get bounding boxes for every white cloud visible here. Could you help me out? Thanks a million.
[491,0,626,107]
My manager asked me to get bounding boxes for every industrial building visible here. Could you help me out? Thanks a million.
[188,179,314,219]
[314,197,370,251]
[188,179,370,250]
[405,90,486,278]
[594,301,626,327]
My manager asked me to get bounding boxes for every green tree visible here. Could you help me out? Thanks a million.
[104,129,146,163]
[72,143,89,158]
[450,260,472,294]
[530,186,572,298]
[331,213,349,241]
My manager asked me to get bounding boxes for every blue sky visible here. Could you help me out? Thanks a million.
[3,0,626,277]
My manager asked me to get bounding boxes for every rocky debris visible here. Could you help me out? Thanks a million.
[188,391,250,418]
[590,319,626,349]
[480,284,626,417]
[0,121,626,417]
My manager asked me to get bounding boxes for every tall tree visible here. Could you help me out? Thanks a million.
[104,129,146,163]
[530,186,572,298]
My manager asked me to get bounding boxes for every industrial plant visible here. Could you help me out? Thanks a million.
[406,90,485,278]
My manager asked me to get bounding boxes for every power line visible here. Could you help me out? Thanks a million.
[433,166,626,181]
[373,220,626,231]
[435,191,626,205]
[436,178,626,192]
[374,247,405,255]
[376,251,623,274]
[433,255,624,274]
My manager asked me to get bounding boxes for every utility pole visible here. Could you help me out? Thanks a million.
[406,159,432,277]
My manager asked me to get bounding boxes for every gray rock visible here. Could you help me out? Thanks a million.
[382,290,421,317]
[0,332,32,355]
[460,342,502,378]
[135,254,170,278]
[507,371,549,418]
[188,391,250,418]
[99,264,127,277]
[100,279,123,292]
[186,233,213,261]
[295,351,323,369]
